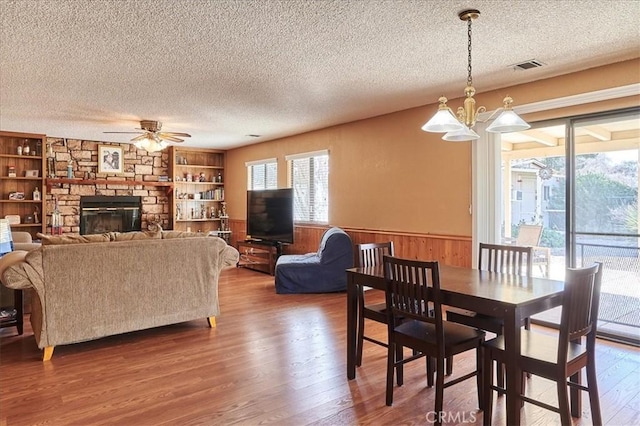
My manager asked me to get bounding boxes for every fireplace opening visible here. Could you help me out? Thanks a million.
[80,196,142,235]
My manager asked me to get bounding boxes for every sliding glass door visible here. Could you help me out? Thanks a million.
[571,109,639,342]
[500,107,639,342]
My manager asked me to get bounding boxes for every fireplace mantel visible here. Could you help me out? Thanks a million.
[46,178,173,195]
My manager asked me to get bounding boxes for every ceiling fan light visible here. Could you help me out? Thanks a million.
[486,110,531,133]
[145,141,163,153]
[442,125,480,141]
[134,134,168,152]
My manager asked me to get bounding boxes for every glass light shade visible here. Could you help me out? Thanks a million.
[486,110,531,133]
[134,137,167,152]
[442,125,480,141]
[0,219,14,256]
[422,109,465,133]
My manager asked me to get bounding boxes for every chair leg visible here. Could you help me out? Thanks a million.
[426,356,434,387]
[520,370,526,408]
[523,319,532,379]
[586,362,603,426]
[434,356,445,426]
[396,344,404,386]
[386,341,395,406]
[557,377,572,426]
[446,355,453,375]
[476,345,484,411]
[356,290,365,367]
[483,347,494,426]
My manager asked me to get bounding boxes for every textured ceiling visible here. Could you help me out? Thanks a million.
[1,0,639,149]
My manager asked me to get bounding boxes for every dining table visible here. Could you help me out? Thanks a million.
[346,263,568,426]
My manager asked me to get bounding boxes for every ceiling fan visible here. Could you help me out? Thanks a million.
[104,120,191,152]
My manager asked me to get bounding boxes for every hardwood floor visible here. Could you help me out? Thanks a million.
[1,268,639,425]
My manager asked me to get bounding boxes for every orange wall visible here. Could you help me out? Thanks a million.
[226,59,640,237]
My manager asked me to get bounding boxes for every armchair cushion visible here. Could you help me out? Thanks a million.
[275,227,353,294]
[11,231,41,251]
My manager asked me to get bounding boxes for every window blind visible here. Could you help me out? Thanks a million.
[288,152,329,223]
[246,159,277,190]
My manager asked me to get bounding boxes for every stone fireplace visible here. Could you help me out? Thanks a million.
[80,196,142,235]
[46,139,170,233]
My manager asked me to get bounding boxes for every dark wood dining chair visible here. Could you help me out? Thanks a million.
[383,255,485,421]
[482,263,603,426]
[446,243,534,385]
[354,241,394,366]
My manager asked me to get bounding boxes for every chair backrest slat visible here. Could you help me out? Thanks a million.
[355,242,394,268]
[478,243,533,277]
[383,255,442,342]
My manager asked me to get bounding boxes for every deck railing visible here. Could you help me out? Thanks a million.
[575,233,639,339]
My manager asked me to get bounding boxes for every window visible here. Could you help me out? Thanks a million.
[246,158,277,190]
[286,150,329,223]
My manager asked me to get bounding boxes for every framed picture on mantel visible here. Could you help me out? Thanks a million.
[98,145,124,174]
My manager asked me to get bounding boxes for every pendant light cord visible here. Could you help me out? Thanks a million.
[467,17,473,87]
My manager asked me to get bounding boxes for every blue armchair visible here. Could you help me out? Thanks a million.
[275,227,353,294]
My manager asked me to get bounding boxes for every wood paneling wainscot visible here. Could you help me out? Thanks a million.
[229,220,472,268]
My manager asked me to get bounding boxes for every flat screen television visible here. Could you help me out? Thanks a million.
[246,188,294,244]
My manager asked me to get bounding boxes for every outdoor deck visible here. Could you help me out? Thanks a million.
[533,252,640,344]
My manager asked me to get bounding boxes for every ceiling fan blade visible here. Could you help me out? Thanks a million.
[159,135,185,143]
[162,132,191,137]
[105,121,191,144]
[130,134,150,142]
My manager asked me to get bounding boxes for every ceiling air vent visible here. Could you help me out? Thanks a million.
[511,59,545,71]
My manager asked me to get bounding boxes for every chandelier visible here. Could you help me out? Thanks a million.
[422,9,530,141]
[134,134,167,152]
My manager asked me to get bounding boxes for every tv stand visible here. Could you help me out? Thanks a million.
[236,240,282,275]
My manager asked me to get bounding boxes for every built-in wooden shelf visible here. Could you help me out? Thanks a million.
[46,178,174,194]
[174,181,224,185]
[0,154,43,160]
[1,130,47,244]
[176,218,222,222]
[3,223,42,228]
[0,177,43,180]
[174,164,224,170]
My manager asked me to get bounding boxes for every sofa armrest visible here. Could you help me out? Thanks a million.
[220,244,240,269]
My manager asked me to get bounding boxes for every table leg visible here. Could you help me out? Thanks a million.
[347,273,357,380]
[504,309,522,425]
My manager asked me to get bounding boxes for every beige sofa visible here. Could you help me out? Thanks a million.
[0,231,239,361]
